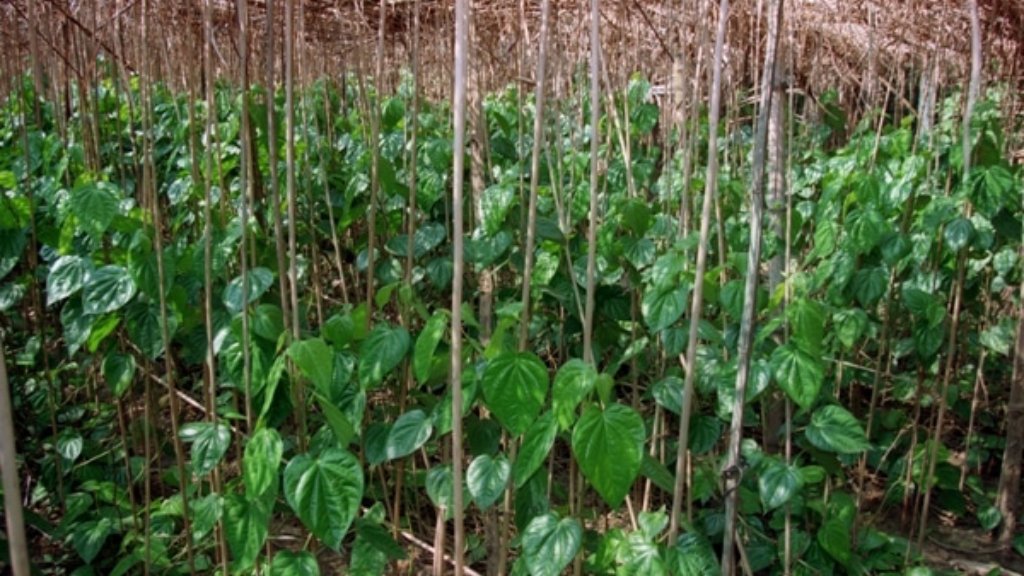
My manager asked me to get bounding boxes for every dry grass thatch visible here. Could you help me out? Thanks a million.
[0,0,1021,133]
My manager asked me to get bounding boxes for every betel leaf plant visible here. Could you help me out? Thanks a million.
[0,2,1021,572]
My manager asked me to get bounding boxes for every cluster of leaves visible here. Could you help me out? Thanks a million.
[0,67,1021,576]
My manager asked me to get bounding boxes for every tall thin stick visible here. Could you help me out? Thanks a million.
[451,0,470,572]
[284,0,306,451]
[669,0,731,541]
[518,0,552,349]
[917,0,982,550]
[582,0,601,365]
[721,0,782,572]
[0,338,29,576]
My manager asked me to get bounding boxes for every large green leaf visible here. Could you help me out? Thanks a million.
[386,409,433,460]
[72,517,116,564]
[70,181,120,236]
[244,428,283,499]
[414,311,446,384]
[671,532,721,576]
[57,430,83,462]
[269,551,320,576]
[849,266,888,307]
[817,517,851,565]
[833,309,869,350]
[642,284,688,333]
[943,216,974,252]
[789,298,825,356]
[521,513,582,576]
[481,184,517,234]
[358,325,410,388]
[467,453,510,510]
[46,255,91,306]
[223,267,274,314]
[652,375,684,415]
[552,359,596,430]
[61,297,92,355]
[805,405,870,454]
[125,302,178,359]
[284,448,364,550]
[224,493,271,572]
[425,465,469,519]
[190,493,223,543]
[82,265,136,315]
[771,342,823,410]
[102,351,135,399]
[481,352,549,436]
[179,422,231,476]
[758,459,803,510]
[514,412,558,488]
[288,338,334,396]
[571,403,644,507]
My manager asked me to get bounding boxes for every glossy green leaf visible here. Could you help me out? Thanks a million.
[72,517,116,564]
[514,412,558,488]
[805,405,870,454]
[571,403,645,507]
[179,422,231,476]
[60,297,92,355]
[317,394,357,448]
[977,505,1002,531]
[414,311,446,384]
[86,314,119,352]
[125,302,178,359]
[641,454,675,493]
[288,338,334,396]
[642,284,687,333]
[244,428,283,499]
[771,342,823,410]
[652,375,684,414]
[70,181,120,237]
[521,513,582,576]
[671,532,721,576]
[817,517,851,565]
[252,304,284,342]
[284,448,364,550]
[833,309,869,350]
[467,453,511,510]
[850,266,887,307]
[552,359,596,430]
[102,351,135,398]
[82,265,136,315]
[224,493,271,571]
[425,465,469,518]
[481,352,549,436]
[57,430,83,462]
[789,298,825,356]
[980,322,1014,356]
[269,551,320,576]
[46,255,91,306]
[190,493,223,543]
[386,409,433,460]
[223,267,274,314]
[482,184,517,235]
[358,325,410,388]
[758,460,803,510]
[943,217,974,252]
